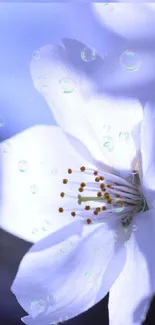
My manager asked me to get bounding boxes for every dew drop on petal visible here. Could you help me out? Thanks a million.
[30,184,38,194]
[119,131,130,141]
[2,141,12,153]
[18,160,29,172]
[81,46,97,62]
[59,77,75,93]
[103,136,114,152]
[30,299,46,317]
[112,198,125,213]
[120,50,141,72]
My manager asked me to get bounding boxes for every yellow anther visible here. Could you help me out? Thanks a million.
[80,182,86,188]
[80,166,86,172]
[59,207,64,213]
[68,168,72,174]
[60,192,65,198]
[97,192,102,197]
[94,170,98,176]
[79,187,84,192]
[71,211,76,217]
[107,184,113,188]
[95,177,100,182]
[63,179,68,184]
[87,218,92,224]
[102,206,107,211]
[100,176,104,181]
[85,205,91,210]
[93,210,98,215]
[107,198,112,204]
[104,192,110,199]
[96,207,101,212]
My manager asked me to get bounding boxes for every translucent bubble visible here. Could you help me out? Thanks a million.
[0,117,4,127]
[112,198,125,213]
[30,185,38,194]
[38,75,49,93]
[103,136,114,152]
[2,141,12,153]
[120,50,141,72]
[59,77,75,93]
[132,224,137,232]
[18,160,29,172]
[30,300,46,317]
[81,47,97,62]
[119,131,130,141]
[32,49,40,60]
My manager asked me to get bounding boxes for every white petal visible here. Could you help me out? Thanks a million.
[92,3,155,39]
[30,44,143,174]
[140,101,155,209]
[109,209,155,325]
[11,219,126,325]
[0,125,90,243]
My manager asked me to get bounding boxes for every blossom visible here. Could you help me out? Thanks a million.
[1,41,152,325]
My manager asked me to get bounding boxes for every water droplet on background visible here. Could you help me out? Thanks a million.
[81,47,97,62]
[132,224,137,232]
[120,50,141,72]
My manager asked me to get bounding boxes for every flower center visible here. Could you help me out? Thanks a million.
[58,166,146,227]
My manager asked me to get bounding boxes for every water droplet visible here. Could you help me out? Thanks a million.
[30,299,46,317]
[38,75,49,93]
[81,47,97,62]
[2,141,12,153]
[132,224,137,232]
[119,131,130,141]
[112,198,125,213]
[103,136,114,152]
[59,77,75,93]
[18,160,29,172]
[120,50,141,72]
[30,185,38,194]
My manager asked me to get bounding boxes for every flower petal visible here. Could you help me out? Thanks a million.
[0,125,90,243]
[92,3,155,40]
[11,219,126,325]
[140,101,155,209]
[109,209,155,325]
[30,43,143,174]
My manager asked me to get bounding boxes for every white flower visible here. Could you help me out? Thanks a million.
[1,41,155,325]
